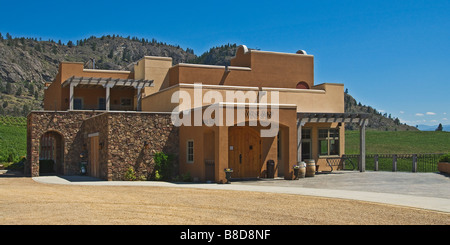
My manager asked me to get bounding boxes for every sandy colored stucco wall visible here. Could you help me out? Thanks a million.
[141,83,344,114]
[168,52,313,89]
[44,62,134,111]
[134,56,172,97]
[263,83,345,113]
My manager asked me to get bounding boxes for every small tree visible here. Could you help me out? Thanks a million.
[436,123,443,131]
[5,82,12,94]
[15,86,22,96]
[153,152,174,181]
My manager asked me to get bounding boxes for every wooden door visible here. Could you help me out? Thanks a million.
[228,127,261,178]
[89,136,100,178]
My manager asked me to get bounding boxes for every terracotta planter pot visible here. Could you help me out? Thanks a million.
[438,162,450,174]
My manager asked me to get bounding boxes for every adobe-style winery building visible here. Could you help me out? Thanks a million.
[26,45,368,183]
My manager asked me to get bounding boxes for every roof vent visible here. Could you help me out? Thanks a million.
[296,50,307,55]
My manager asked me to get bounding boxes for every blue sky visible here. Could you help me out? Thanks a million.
[1,0,449,126]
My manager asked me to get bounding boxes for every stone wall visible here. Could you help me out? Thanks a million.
[27,111,179,180]
[26,111,101,177]
[106,112,179,181]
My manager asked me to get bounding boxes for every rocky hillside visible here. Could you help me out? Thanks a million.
[344,92,418,131]
[0,34,418,131]
[0,34,196,116]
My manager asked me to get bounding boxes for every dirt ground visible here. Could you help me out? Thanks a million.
[0,177,449,225]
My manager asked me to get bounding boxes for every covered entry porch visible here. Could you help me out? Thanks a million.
[179,103,299,183]
[297,113,369,172]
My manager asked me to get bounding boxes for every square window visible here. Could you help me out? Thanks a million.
[121,98,132,106]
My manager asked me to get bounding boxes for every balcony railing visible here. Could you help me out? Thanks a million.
[73,104,134,111]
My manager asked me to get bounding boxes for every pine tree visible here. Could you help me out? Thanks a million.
[29,83,35,95]
[5,82,12,94]
[108,49,114,59]
[15,86,22,96]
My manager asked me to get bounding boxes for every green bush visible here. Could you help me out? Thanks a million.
[124,167,137,181]
[439,153,450,162]
[124,167,146,181]
[182,172,193,182]
[153,152,175,181]
[154,170,161,180]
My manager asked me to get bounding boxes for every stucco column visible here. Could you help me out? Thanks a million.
[215,126,228,183]
[135,86,144,111]
[69,83,75,110]
[104,84,114,111]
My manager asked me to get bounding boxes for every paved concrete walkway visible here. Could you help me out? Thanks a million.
[32,171,450,213]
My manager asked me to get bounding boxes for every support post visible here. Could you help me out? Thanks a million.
[297,119,302,164]
[136,86,143,111]
[393,154,397,172]
[412,154,417,172]
[104,84,113,111]
[105,86,110,111]
[374,154,379,171]
[359,120,366,172]
[69,83,75,110]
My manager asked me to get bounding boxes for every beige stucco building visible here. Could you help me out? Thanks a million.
[28,45,367,183]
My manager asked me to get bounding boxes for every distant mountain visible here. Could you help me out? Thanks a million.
[0,34,196,116]
[417,124,450,132]
[344,92,418,131]
[0,34,425,131]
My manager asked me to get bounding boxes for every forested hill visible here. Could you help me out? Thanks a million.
[0,33,418,131]
[344,92,418,131]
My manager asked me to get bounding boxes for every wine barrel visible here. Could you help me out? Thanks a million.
[298,162,306,178]
[305,159,316,177]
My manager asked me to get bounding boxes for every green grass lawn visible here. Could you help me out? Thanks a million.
[345,130,450,154]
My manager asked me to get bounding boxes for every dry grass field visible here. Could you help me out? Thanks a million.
[0,177,449,225]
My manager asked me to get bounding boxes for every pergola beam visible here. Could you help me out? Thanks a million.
[62,76,154,88]
[63,76,154,111]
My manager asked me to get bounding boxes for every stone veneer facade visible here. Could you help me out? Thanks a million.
[26,111,179,180]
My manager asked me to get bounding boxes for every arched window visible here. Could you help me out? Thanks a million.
[296,81,310,89]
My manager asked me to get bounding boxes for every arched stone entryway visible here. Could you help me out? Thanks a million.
[39,131,64,175]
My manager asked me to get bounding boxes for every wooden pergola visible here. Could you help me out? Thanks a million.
[297,112,370,172]
[62,76,154,111]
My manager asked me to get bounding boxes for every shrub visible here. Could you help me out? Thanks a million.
[7,152,16,163]
[182,172,193,182]
[154,170,161,180]
[124,167,147,181]
[439,153,450,163]
[153,152,175,181]
[124,167,137,181]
